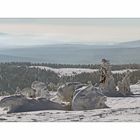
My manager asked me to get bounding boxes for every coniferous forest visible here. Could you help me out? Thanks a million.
[0,62,140,95]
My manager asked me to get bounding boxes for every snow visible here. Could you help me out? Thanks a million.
[112,69,138,74]
[30,66,98,76]
[0,84,140,122]
[0,66,140,121]
[30,66,138,76]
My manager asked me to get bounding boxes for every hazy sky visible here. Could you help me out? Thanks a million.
[0,18,140,48]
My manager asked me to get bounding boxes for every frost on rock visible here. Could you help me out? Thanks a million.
[31,81,51,99]
[99,59,116,92]
[57,82,108,111]
[20,81,51,99]
[99,59,132,97]
[0,95,66,113]
[57,82,86,103]
[72,85,108,111]
[21,88,36,98]
[117,70,133,96]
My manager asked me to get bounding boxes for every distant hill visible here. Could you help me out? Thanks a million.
[0,54,42,63]
[0,41,140,64]
[118,40,140,47]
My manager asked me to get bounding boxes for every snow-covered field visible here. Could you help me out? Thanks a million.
[30,66,98,76]
[30,66,138,76]
[0,84,140,122]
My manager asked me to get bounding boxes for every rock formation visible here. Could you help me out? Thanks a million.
[136,80,140,85]
[21,87,36,98]
[99,59,125,97]
[57,82,86,103]
[20,81,51,99]
[117,70,133,96]
[99,59,116,92]
[15,87,21,95]
[72,85,108,111]
[31,81,51,99]
[0,95,66,113]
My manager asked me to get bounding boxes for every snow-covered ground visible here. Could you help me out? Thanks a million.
[30,66,98,76]
[30,66,138,76]
[0,84,140,122]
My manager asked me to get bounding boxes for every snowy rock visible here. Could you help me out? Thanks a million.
[99,59,116,93]
[31,81,51,99]
[117,70,133,96]
[31,81,46,90]
[57,82,86,103]
[0,95,66,113]
[0,95,28,113]
[99,59,126,97]
[21,88,36,98]
[20,81,51,99]
[15,87,21,95]
[72,85,108,111]
[136,80,140,85]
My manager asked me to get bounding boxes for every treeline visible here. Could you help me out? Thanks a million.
[0,63,140,95]
[60,70,140,86]
[1,62,140,70]
[0,63,59,94]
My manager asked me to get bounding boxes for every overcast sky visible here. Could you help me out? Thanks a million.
[0,18,140,48]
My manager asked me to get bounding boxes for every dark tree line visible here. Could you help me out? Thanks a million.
[0,62,140,95]
[1,62,140,70]
[60,70,140,86]
[0,63,59,94]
